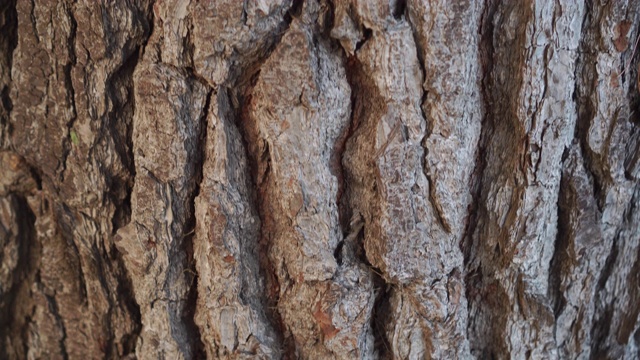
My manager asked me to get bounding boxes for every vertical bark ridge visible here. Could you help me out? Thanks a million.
[187,0,301,357]
[572,0,640,357]
[342,53,393,359]
[238,2,377,357]
[116,60,208,358]
[467,1,585,358]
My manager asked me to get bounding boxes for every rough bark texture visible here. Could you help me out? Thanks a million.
[1,0,640,359]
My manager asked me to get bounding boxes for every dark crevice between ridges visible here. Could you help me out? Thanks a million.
[0,194,37,359]
[54,202,121,358]
[333,59,359,236]
[624,10,640,180]
[107,4,155,355]
[182,85,212,359]
[0,0,17,149]
[218,3,304,356]
[98,244,127,358]
[548,163,572,320]
[462,0,497,273]
[58,2,78,184]
[463,0,497,305]
[354,27,372,52]
[463,0,516,357]
[285,0,304,24]
[55,204,89,306]
[323,17,388,356]
[617,188,640,345]
[44,293,69,360]
[323,0,356,239]
[392,0,407,20]
[589,230,620,358]
[106,0,155,237]
[107,45,143,236]
[349,219,392,358]
[621,3,640,87]
[231,78,292,357]
[573,2,610,213]
[341,38,393,359]
[625,21,640,115]
[113,262,141,356]
[588,184,640,356]
[405,3,451,235]
[371,270,393,359]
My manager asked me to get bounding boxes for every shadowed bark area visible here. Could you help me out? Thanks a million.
[1,0,639,359]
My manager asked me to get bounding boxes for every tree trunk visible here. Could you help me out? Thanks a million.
[1,0,639,358]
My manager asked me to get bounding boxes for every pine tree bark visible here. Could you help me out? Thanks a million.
[1,0,639,359]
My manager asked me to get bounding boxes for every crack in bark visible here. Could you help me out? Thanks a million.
[0,0,17,149]
[105,21,155,360]
[0,194,37,359]
[548,163,572,320]
[44,293,69,360]
[58,3,78,184]
[341,41,393,359]
[463,0,496,271]
[230,82,289,355]
[406,9,451,234]
[184,87,212,358]
[590,228,620,356]
[214,3,304,354]
[106,46,143,235]
[370,270,393,359]
[392,0,407,20]
[464,1,520,356]
[203,6,302,358]
[573,3,610,213]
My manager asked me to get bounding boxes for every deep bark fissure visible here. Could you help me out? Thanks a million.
[392,0,407,20]
[548,168,572,319]
[230,82,289,355]
[107,46,143,235]
[342,47,393,359]
[590,230,620,356]
[92,240,120,359]
[44,293,69,360]
[332,68,358,236]
[58,3,78,184]
[112,261,141,355]
[618,190,640,344]
[105,6,156,355]
[0,194,37,359]
[466,1,532,356]
[461,0,496,264]
[210,3,313,355]
[0,0,17,149]
[406,11,452,234]
[184,87,213,359]
[370,271,393,359]
[574,4,610,213]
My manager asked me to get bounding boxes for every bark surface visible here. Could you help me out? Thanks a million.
[1,0,639,359]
